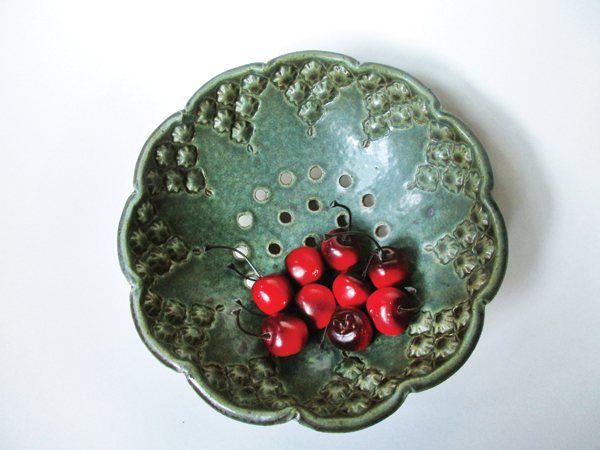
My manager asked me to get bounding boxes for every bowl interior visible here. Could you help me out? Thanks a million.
[119,52,507,432]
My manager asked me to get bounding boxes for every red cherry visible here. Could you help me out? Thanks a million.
[326,307,373,352]
[285,246,324,285]
[332,271,374,308]
[294,284,336,329]
[367,248,409,288]
[251,274,293,315]
[261,312,309,357]
[321,228,361,271]
[366,287,413,335]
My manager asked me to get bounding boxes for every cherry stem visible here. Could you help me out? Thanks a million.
[232,298,265,317]
[232,309,270,339]
[324,230,384,259]
[398,286,424,312]
[227,264,259,282]
[203,245,262,278]
[318,324,329,352]
[330,200,352,230]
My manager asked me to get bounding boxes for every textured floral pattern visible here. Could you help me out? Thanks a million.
[231,120,254,143]
[388,104,411,129]
[426,143,451,167]
[172,124,194,144]
[414,165,439,192]
[185,169,205,193]
[298,100,324,126]
[155,144,175,166]
[358,73,385,93]
[197,99,216,125]
[176,146,198,168]
[454,220,478,248]
[271,65,296,89]
[362,115,390,140]
[242,74,268,95]
[300,61,324,84]
[235,95,260,119]
[285,81,310,106]
[442,165,465,194]
[312,79,338,104]
[213,109,234,134]
[454,250,478,278]
[365,92,389,115]
[216,83,238,105]
[387,81,411,103]
[164,169,184,193]
[328,64,353,87]
[432,234,459,265]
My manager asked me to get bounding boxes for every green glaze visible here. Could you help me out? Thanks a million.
[118,51,507,432]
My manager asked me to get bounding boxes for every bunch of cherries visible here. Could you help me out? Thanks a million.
[205,201,421,357]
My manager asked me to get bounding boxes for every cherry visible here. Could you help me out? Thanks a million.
[332,270,374,308]
[367,247,409,288]
[294,284,336,329]
[204,245,292,315]
[251,274,293,314]
[262,312,309,357]
[233,309,308,357]
[326,307,373,352]
[285,246,324,285]
[366,287,420,336]
[321,201,361,271]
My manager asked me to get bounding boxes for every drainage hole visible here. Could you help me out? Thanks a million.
[309,165,323,181]
[339,174,353,188]
[238,213,253,228]
[308,199,321,212]
[362,194,375,207]
[234,244,249,259]
[268,242,282,255]
[254,188,268,201]
[279,211,292,224]
[336,214,349,227]
[280,171,294,186]
[375,224,390,238]
[304,235,319,248]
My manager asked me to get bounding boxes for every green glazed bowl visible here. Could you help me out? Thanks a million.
[118,51,507,432]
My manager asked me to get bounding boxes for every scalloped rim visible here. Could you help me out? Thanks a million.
[117,50,508,433]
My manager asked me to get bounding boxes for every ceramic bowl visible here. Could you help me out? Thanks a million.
[118,51,507,432]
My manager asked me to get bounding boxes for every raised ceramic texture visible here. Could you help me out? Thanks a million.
[118,51,507,432]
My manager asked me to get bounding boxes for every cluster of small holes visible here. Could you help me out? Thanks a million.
[241,167,389,257]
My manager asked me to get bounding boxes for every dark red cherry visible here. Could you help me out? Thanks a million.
[321,228,361,271]
[295,284,336,329]
[366,287,413,335]
[367,247,409,288]
[332,271,374,308]
[285,246,324,285]
[326,307,373,352]
[251,274,293,315]
[261,312,309,357]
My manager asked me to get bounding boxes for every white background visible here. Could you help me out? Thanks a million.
[1,1,599,448]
